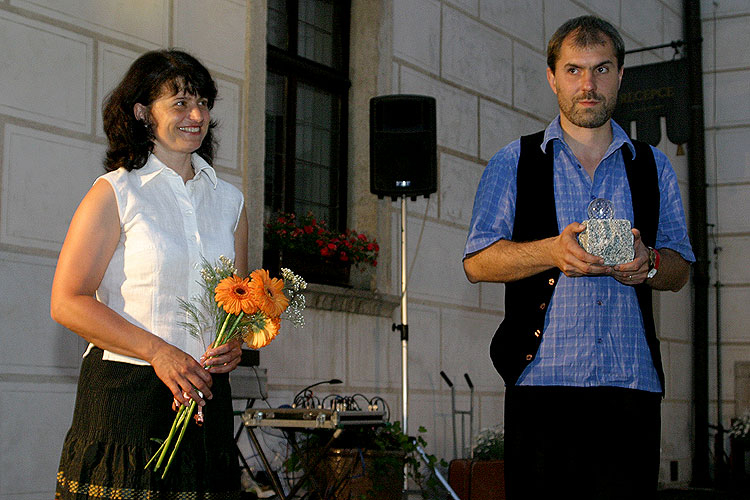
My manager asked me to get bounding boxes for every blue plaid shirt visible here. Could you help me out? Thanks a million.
[464,117,695,392]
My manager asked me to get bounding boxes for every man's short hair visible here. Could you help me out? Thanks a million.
[547,15,625,71]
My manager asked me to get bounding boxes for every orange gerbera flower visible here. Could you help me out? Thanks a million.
[243,317,280,349]
[214,276,258,315]
[270,317,281,333]
[248,269,289,318]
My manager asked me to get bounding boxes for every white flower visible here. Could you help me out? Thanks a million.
[729,410,750,440]
[280,268,307,328]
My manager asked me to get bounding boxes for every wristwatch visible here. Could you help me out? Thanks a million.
[647,247,661,279]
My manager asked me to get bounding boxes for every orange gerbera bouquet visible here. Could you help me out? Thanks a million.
[146,256,306,478]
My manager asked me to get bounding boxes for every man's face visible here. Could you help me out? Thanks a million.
[546,33,623,130]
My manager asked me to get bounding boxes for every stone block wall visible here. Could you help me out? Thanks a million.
[701,0,750,439]
[0,2,249,499]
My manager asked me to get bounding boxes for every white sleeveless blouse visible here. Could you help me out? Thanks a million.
[86,153,244,365]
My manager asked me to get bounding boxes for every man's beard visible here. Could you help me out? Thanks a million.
[558,91,617,129]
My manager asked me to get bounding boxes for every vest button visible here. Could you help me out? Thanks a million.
[548,278,555,286]
[539,303,546,310]
[525,354,533,361]
[534,329,541,337]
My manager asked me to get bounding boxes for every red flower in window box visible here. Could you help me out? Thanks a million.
[265,211,379,267]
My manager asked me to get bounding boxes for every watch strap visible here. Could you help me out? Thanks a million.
[647,247,660,278]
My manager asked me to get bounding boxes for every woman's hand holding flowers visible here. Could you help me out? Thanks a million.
[150,340,213,407]
[200,338,243,374]
[151,336,242,410]
[145,258,307,478]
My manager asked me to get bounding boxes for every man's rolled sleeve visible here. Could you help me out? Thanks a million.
[652,146,696,263]
[463,140,521,259]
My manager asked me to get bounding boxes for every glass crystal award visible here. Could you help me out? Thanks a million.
[578,198,634,265]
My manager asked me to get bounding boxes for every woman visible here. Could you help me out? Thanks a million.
[51,50,246,499]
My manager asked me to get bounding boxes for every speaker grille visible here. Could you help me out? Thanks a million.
[370,95,437,199]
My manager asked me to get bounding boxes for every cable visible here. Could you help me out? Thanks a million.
[292,379,343,408]
[250,366,273,409]
[369,396,390,421]
[403,196,431,300]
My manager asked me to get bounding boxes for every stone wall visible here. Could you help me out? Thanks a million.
[0,2,252,499]
[701,0,750,441]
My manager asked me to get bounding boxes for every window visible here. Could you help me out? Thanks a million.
[264,0,351,231]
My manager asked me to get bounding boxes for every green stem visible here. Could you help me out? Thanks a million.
[227,311,245,342]
[212,313,233,349]
[144,437,168,470]
[205,312,245,369]
[145,404,186,470]
[147,311,247,476]
[154,404,189,471]
[213,311,244,348]
[161,400,197,478]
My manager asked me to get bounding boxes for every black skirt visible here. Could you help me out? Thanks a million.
[56,347,240,500]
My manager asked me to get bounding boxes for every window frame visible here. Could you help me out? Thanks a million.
[265,0,351,233]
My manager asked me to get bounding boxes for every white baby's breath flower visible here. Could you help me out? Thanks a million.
[280,267,307,328]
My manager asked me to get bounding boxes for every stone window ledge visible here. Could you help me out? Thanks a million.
[305,283,399,317]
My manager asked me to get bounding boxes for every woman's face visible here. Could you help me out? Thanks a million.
[138,86,210,158]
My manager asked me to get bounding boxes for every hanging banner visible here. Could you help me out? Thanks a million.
[613,58,690,147]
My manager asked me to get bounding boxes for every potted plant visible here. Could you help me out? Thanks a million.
[264,212,379,286]
[285,421,445,499]
[472,425,505,461]
[729,410,750,488]
[448,425,506,500]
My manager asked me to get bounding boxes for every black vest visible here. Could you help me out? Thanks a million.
[489,131,664,394]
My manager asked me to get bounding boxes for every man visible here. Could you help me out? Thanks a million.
[463,16,694,499]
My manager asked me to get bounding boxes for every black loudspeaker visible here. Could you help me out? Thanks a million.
[370,94,437,199]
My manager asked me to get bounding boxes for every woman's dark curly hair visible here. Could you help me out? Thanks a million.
[102,49,218,172]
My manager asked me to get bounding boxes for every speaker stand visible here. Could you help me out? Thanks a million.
[392,196,460,500]
[392,196,409,435]
[390,196,409,494]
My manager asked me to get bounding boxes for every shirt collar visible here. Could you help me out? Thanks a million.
[541,115,636,160]
[135,153,218,189]
[190,153,218,188]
